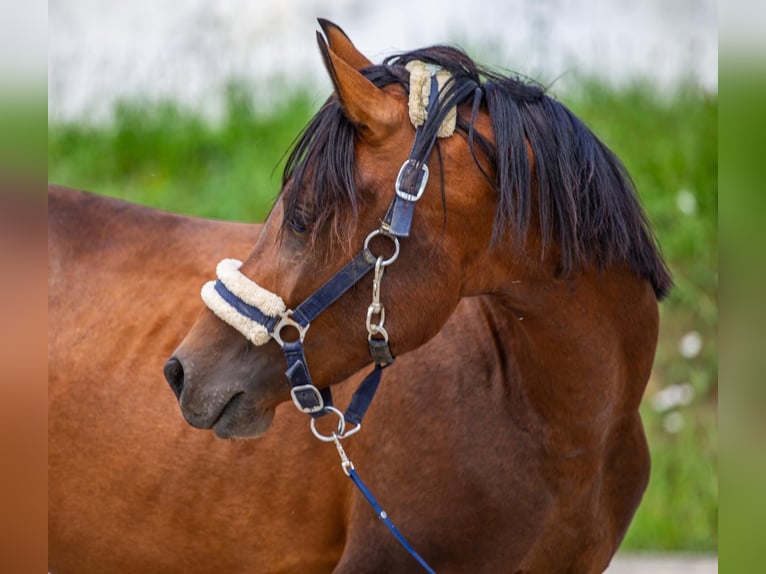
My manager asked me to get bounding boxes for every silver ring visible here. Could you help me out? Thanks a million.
[310,406,346,442]
[309,406,362,441]
[363,229,400,266]
[366,305,386,333]
[272,312,309,347]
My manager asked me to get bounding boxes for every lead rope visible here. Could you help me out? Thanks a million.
[309,240,437,573]
[333,437,437,574]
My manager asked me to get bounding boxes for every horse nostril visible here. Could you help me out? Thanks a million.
[163,357,185,399]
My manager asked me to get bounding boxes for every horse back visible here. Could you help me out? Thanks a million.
[48,186,346,573]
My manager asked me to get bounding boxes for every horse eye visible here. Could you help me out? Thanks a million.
[289,211,309,234]
[290,218,307,234]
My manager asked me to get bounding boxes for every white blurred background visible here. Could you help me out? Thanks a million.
[48,0,717,123]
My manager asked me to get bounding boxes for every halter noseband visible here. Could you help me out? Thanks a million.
[201,66,452,435]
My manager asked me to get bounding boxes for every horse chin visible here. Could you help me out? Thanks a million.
[211,397,276,439]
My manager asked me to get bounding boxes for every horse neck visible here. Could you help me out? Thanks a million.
[476,262,659,451]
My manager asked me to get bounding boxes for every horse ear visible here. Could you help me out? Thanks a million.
[318,19,373,71]
[316,31,398,138]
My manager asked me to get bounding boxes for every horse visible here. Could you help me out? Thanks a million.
[47,185,626,574]
[48,185,590,573]
[49,20,670,573]
[49,185,356,573]
[164,20,671,573]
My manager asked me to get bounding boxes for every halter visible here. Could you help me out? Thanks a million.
[202,68,451,431]
[201,65,453,573]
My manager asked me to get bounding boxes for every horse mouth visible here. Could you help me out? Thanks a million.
[211,392,275,439]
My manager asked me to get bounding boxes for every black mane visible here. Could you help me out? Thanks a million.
[282,45,672,299]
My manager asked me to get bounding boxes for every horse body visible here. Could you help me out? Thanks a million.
[48,187,348,573]
[165,21,669,572]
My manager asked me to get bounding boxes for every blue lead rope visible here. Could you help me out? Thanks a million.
[347,468,437,573]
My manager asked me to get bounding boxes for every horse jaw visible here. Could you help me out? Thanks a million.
[176,379,280,439]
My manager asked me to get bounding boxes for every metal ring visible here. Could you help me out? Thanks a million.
[272,312,309,347]
[363,229,400,266]
[309,406,362,442]
[310,406,347,442]
[339,422,361,439]
[367,324,389,343]
[366,305,386,333]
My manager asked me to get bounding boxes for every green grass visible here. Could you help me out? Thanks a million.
[562,82,718,551]
[48,84,317,220]
[622,403,718,550]
[1,90,47,176]
[48,80,718,552]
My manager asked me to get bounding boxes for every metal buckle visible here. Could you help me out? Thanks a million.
[272,311,309,347]
[395,159,429,202]
[290,384,325,414]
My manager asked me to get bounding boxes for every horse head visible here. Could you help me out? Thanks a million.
[165,20,670,439]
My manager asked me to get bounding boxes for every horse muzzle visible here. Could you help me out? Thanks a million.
[163,339,285,438]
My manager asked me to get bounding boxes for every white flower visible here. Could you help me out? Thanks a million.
[679,331,703,358]
[676,189,697,215]
[662,411,685,434]
[651,383,695,412]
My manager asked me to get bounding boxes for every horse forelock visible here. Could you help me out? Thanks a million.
[280,45,672,299]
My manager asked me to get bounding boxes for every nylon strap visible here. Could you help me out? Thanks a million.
[283,340,333,417]
[383,77,441,237]
[213,280,280,332]
[292,249,376,326]
[344,364,388,426]
[281,249,378,415]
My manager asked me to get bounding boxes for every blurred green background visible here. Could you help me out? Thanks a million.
[47,78,718,552]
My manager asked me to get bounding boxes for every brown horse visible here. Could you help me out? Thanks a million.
[49,186,356,573]
[48,185,650,574]
[48,185,596,573]
[49,20,670,573]
[165,20,671,573]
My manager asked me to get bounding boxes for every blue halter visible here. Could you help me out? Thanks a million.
[210,77,440,427]
[205,76,443,573]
